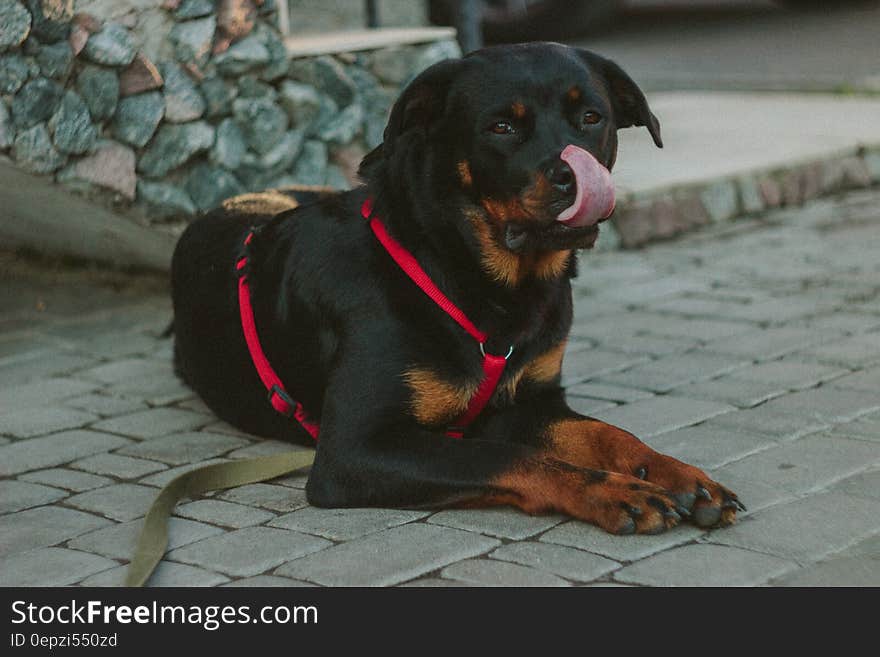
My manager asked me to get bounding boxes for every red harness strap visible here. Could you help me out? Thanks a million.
[236,234,319,440]
[361,198,512,438]
[236,199,512,441]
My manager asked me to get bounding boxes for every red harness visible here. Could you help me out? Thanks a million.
[236,198,512,441]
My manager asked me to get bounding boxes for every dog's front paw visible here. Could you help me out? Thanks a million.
[636,456,746,529]
[583,473,687,536]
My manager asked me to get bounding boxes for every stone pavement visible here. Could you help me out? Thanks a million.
[1,188,879,587]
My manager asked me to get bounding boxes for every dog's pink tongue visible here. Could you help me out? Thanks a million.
[556,145,615,228]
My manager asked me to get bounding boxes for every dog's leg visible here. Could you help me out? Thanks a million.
[474,392,745,528]
[307,426,684,535]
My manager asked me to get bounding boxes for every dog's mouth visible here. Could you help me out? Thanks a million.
[503,218,604,252]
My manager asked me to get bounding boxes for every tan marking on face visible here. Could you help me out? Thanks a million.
[457,160,473,188]
[221,191,300,216]
[523,340,566,383]
[512,101,527,119]
[567,86,581,102]
[470,212,524,287]
[469,211,574,287]
[480,197,531,224]
[403,367,479,426]
[533,250,573,281]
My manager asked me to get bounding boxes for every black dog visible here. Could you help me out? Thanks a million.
[171,43,743,534]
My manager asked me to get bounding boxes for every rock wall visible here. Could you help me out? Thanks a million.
[0,0,460,230]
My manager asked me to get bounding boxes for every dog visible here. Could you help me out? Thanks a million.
[170,42,744,534]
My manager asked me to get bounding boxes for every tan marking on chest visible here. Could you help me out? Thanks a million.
[470,214,572,287]
[523,340,566,383]
[221,191,300,216]
[403,368,479,425]
[457,160,473,188]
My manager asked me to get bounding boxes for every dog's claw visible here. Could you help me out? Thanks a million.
[675,504,691,518]
[696,485,712,502]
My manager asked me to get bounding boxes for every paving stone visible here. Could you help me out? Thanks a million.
[0,480,67,514]
[108,374,194,407]
[540,521,704,562]
[705,467,794,515]
[701,327,832,361]
[69,517,223,561]
[227,440,309,460]
[19,468,111,492]
[828,367,880,392]
[0,406,99,438]
[597,334,699,357]
[718,296,841,324]
[490,541,620,583]
[0,506,110,556]
[275,524,500,587]
[218,482,308,513]
[0,430,131,476]
[646,424,776,470]
[590,396,735,438]
[0,548,118,587]
[81,562,230,587]
[727,359,849,390]
[0,350,96,385]
[566,397,618,415]
[831,413,880,442]
[613,543,795,587]
[441,558,570,587]
[0,377,98,409]
[118,431,249,465]
[401,578,475,587]
[830,468,880,501]
[63,392,149,417]
[757,387,880,423]
[566,382,654,403]
[91,408,211,439]
[803,334,880,367]
[67,483,160,521]
[270,506,429,541]
[593,276,711,305]
[168,527,331,577]
[770,555,880,587]
[72,452,167,479]
[600,353,749,393]
[708,491,880,563]
[560,348,649,386]
[427,508,564,540]
[714,433,880,497]
[222,575,315,587]
[671,376,787,408]
[176,499,275,528]
[77,357,172,385]
[629,314,754,342]
[709,405,830,441]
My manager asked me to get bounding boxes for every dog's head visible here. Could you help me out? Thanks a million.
[361,43,661,283]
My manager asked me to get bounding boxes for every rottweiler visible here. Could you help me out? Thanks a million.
[171,42,744,534]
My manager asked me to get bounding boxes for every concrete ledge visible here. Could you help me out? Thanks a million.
[285,27,457,58]
[0,159,176,272]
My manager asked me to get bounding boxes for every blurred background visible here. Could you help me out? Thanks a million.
[285,0,880,93]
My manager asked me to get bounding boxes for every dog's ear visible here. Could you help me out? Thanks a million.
[382,58,464,154]
[581,52,662,148]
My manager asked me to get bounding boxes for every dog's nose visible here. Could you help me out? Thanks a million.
[547,161,575,194]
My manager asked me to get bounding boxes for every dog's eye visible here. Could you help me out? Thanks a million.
[580,111,602,127]
[490,121,515,135]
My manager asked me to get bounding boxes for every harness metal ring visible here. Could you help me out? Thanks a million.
[479,342,514,360]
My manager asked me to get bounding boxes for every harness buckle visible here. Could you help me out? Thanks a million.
[479,343,514,360]
[268,384,295,417]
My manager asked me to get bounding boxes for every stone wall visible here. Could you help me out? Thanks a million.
[0,0,460,232]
